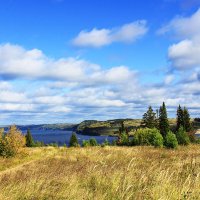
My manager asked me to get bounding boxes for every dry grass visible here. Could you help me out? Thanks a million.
[0,146,200,200]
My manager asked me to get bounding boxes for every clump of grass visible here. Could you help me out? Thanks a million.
[0,145,200,199]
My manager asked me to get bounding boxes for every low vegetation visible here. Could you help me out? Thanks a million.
[0,146,200,199]
[0,102,200,199]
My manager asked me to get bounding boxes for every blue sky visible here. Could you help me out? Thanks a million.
[0,0,200,125]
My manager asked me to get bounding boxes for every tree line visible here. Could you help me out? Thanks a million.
[0,102,199,157]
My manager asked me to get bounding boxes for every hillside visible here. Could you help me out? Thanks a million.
[0,146,200,199]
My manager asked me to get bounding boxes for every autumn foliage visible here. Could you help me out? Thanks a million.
[0,125,26,157]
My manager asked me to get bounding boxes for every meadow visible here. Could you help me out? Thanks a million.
[0,145,200,200]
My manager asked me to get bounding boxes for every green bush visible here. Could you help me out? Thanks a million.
[132,128,151,146]
[101,139,110,147]
[176,126,190,145]
[82,140,90,147]
[89,138,98,146]
[69,133,79,147]
[165,131,178,149]
[111,140,117,146]
[33,141,45,147]
[132,128,163,147]
[119,133,130,146]
[148,128,163,147]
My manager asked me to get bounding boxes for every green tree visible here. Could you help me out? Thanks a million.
[69,133,79,147]
[159,102,169,137]
[165,131,178,149]
[119,121,125,134]
[176,126,190,145]
[89,138,98,146]
[141,106,157,128]
[176,105,184,131]
[25,129,34,147]
[183,107,191,132]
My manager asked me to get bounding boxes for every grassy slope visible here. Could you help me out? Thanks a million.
[0,146,200,200]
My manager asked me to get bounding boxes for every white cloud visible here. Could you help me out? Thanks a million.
[72,20,148,47]
[0,43,136,85]
[159,8,200,69]
[1,42,200,124]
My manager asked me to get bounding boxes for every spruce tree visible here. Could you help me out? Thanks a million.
[141,106,157,128]
[183,107,191,132]
[25,129,34,147]
[176,105,184,131]
[159,102,169,137]
[69,133,79,147]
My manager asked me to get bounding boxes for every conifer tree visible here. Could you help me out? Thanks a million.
[141,106,157,128]
[183,107,191,132]
[176,105,191,132]
[25,129,34,147]
[69,133,79,147]
[159,102,169,137]
[176,105,184,131]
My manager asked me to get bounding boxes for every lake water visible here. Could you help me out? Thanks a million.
[24,130,117,146]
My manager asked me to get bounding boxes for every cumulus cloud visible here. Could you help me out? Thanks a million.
[159,8,200,69]
[1,41,200,124]
[0,43,136,86]
[72,20,148,47]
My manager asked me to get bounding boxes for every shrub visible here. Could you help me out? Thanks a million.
[132,128,151,146]
[82,140,90,147]
[0,125,26,157]
[101,139,110,147]
[118,132,130,146]
[132,128,163,147]
[165,131,178,149]
[176,126,190,145]
[111,140,117,146]
[148,128,163,147]
[89,138,98,146]
[69,133,79,147]
[33,141,45,147]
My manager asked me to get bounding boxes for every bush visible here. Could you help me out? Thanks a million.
[132,128,163,147]
[118,132,129,146]
[148,128,164,147]
[89,138,98,146]
[82,140,90,147]
[132,128,151,146]
[176,126,190,145]
[101,139,110,147]
[111,140,117,146]
[165,131,178,149]
[33,141,45,147]
[0,125,26,157]
[69,133,79,147]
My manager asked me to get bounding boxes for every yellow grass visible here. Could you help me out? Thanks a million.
[0,145,200,200]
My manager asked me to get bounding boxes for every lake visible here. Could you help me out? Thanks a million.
[23,130,117,146]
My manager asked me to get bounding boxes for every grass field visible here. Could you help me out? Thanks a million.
[0,146,200,200]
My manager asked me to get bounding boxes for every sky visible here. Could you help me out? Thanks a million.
[0,0,200,125]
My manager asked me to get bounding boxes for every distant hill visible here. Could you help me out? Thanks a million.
[2,123,77,132]
[1,118,199,136]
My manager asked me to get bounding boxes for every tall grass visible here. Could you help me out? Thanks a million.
[0,145,200,199]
